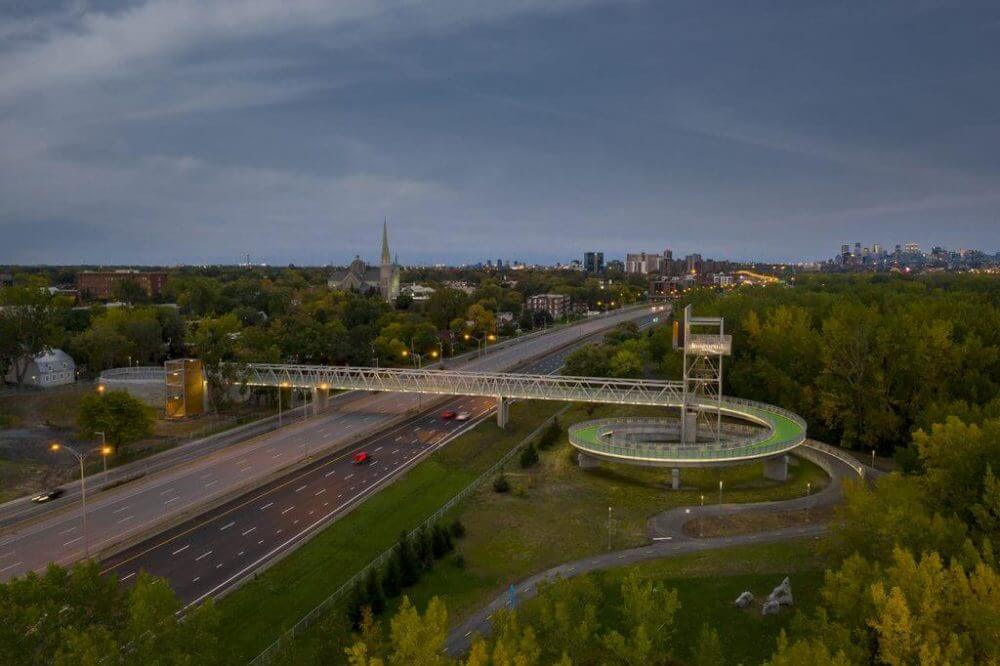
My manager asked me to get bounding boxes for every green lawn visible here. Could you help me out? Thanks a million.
[240,402,829,664]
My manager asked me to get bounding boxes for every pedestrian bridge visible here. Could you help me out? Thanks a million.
[234,364,807,468]
[236,363,686,425]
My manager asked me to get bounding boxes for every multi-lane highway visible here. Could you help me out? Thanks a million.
[101,348,572,605]
[0,307,651,584]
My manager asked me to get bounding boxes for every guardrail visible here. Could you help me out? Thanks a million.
[99,366,166,380]
[247,407,570,665]
[568,396,807,463]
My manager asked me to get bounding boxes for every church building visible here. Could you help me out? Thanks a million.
[328,221,401,302]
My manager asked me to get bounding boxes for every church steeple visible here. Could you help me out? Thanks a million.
[381,218,391,266]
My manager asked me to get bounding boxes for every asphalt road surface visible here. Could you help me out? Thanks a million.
[444,441,862,655]
[0,307,654,584]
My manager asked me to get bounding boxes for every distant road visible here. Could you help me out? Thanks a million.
[0,307,652,582]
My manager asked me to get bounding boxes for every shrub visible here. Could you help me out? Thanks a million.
[520,443,539,468]
[513,483,527,497]
[493,474,510,493]
[364,568,385,616]
[449,519,466,539]
[538,418,562,450]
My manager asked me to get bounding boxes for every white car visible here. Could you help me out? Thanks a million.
[455,411,471,421]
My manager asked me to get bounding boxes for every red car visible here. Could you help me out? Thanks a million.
[353,451,371,465]
[441,410,457,420]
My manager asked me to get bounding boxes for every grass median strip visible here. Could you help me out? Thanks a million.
[215,400,562,661]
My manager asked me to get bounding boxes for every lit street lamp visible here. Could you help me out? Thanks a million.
[718,479,724,505]
[93,431,112,483]
[49,442,101,558]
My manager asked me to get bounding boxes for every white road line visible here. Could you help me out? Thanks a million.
[164,496,179,504]
[272,454,281,459]
[64,536,83,546]
[294,485,306,493]
[281,506,294,515]
[314,489,326,496]
[374,446,383,452]
[205,480,218,488]
[159,488,175,495]
[172,545,190,556]
[258,540,264,545]
[220,521,236,531]
[118,516,133,524]
[113,505,130,514]
[195,550,213,562]
[275,529,283,535]
[392,449,400,454]
[0,561,23,574]
[345,474,354,480]
[193,576,200,583]
[242,527,256,536]
[395,436,403,442]
[60,526,76,535]
[260,502,274,510]
[238,551,245,557]
[324,470,336,478]
[120,572,136,581]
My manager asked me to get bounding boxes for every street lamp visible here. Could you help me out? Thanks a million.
[718,479,724,505]
[607,506,612,551]
[700,494,705,537]
[278,381,290,427]
[49,442,97,558]
[94,431,111,483]
[806,482,812,522]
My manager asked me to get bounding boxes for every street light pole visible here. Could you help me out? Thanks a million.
[806,482,812,523]
[607,506,612,551]
[95,431,109,483]
[49,443,92,558]
[718,479,724,505]
[700,494,704,537]
[277,384,285,427]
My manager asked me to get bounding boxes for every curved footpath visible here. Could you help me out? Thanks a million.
[445,440,874,656]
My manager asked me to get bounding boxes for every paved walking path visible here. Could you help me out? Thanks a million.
[445,441,869,655]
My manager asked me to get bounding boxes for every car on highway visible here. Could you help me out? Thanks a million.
[31,489,64,503]
[353,451,372,465]
[440,410,457,420]
[455,411,471,421]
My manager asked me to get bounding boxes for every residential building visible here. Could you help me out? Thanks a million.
[401,283,435,302]
[76,270,168,300]
[526,293,570,320]
[606,259,625,272]
[625,252,663,274]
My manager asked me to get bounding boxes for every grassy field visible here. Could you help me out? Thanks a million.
[222,401,829,663]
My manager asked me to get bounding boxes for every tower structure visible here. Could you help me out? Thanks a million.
[379,219,400,302]
[677,305,732,443]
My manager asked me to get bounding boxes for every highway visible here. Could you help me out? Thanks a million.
[101,348,572,604]
[0,307,652,583]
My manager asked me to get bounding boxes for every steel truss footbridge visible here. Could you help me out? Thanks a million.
[233,363,807,466]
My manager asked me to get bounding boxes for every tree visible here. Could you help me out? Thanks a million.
[386,596,449,666]
[77,390,154,454]
[692,623,723,666]
[393,531,420,588]
[609,349,643,378]
[189,314,242,411]
[111,279,150,306]
[0,282,64,385]
[364,568,385,617]
[537,418,562,450]
[563,344,610,377]
[519,443,539,468]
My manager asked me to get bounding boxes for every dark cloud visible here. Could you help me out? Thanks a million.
[1,1,998,265]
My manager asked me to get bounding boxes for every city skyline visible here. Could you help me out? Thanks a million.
[2,2,1000,265]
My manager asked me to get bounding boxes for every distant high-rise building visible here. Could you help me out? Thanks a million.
[583,252,605,273]
[854,242,862,257]
[685,253,703,274]
[625,252,663,274]
[904,242,920,253]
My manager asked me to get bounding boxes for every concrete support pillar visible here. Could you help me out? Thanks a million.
[682,410,698,443]
[496,396,510,428]
[763,454,789,481]
[312,388,329,416]
[577,452,600,469]
[671,468,681,490]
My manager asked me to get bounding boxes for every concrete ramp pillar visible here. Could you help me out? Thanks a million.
[764,455,789,481]
[497,396,510,428]
[682,410,698,443]
[312,388,329,416]
[671,468,681,490]
[578,452,600,469]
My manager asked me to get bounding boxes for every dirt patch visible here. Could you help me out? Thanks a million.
[682,505,835,538]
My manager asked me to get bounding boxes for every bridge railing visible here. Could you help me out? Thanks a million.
[234,363,687,408]
[568,396,806,463]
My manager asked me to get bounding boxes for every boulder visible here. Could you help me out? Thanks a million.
[761,599,781,615]
[734,591,754,608]
[767,577,794,607]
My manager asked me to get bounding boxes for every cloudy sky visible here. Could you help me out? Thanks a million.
[1,1,998,266]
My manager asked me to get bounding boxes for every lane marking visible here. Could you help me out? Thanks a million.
[172,545,190,556]
[220,521,235,531]
[113,506,130,514]
[0,561,23,574]
[159,488,175,496]
[324,470,336,478]
[118,516,133,524]
[164,496,180,504]
[120,572,136,581]
[205,480,218,488]
[242,527,256,536]
[281,506,294,515]
[260,503,274,510]
[195,550,213,562]
[344,474,354,480]
[314,489,326,497]
[294,485,306,493]
[64,536,83,546]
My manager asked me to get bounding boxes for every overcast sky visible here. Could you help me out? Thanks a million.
[1,1,998,266]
